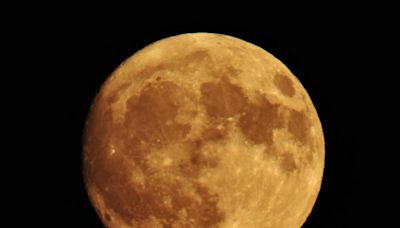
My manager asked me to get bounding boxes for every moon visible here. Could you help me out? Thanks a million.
[83,33,325,228]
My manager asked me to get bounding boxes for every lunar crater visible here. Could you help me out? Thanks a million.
[274,72,296,97]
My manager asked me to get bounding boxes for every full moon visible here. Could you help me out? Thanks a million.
[83,33,324,228]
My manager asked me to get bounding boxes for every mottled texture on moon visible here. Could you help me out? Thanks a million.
[83,33,325,228]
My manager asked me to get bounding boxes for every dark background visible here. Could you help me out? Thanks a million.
[21,10,391,227]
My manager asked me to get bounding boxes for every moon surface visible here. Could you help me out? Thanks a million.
[83,33,325,228]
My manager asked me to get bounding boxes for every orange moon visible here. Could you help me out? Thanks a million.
[83,33,325,228]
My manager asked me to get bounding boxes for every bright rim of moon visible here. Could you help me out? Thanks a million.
[83,33,325,228]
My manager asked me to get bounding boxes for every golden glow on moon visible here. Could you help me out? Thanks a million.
[83,33,325,228]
